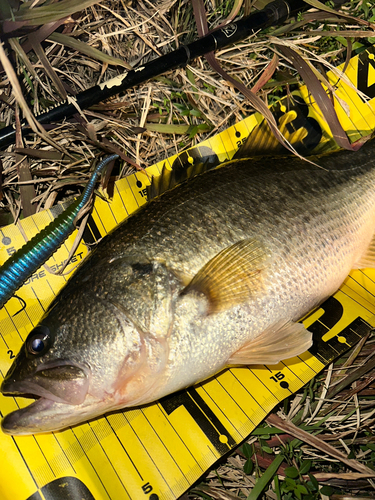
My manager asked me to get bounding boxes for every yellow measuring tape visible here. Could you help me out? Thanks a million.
[1,47,375,500]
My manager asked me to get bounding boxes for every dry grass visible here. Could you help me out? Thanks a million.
[1,1,375,499]
[2,0,374,221]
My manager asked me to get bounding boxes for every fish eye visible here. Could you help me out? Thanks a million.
[26,325,51,357]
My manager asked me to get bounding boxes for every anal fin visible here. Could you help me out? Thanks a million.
[228,321,313,366]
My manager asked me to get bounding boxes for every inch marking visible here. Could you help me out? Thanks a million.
[230,369,267,420]
[160,387,236,454]
[309,315,371,364]
[357,47,375,101]
[70,428,113,499]
[114,183,130,215]
[340,281,375,316]
[347,272,375,301]
[141,410,191,487]
[87,421,132,499]
[82,214,102,245]
[11,437,40,492]
[92,205,109,238]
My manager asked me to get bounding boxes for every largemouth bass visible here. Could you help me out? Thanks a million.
[2,140,375,435]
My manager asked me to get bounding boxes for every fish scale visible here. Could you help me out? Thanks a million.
[2,141,375,434]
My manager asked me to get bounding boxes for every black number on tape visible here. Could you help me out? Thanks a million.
[142,482,159,500]
[274,95,322,153]
[234,94,322,159]
[236,137,247,148]
[270,372,285,383]
[142,482,152,494]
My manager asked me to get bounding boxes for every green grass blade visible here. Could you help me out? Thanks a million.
[16,0,99,24]
[247,454,284,500]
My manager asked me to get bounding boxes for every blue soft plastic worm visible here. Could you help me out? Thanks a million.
[0,154,119,309]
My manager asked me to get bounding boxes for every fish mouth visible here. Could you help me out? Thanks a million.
[0,394,109,435]
[2,398,61,435]
[1,360,91,405]
[1,361,95,435]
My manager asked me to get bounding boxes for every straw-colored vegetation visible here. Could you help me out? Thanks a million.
[1,0,375,498]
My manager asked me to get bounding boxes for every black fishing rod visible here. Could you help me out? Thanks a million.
[0,0,310,149]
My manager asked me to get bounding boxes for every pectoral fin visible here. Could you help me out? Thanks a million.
[181,238,270,314]
[228,321,313,366]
